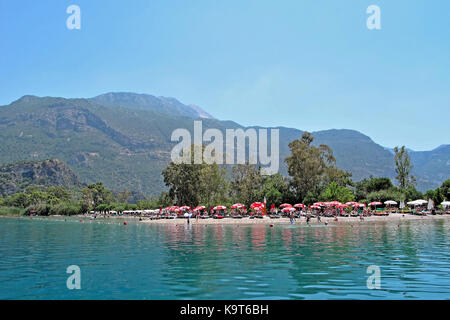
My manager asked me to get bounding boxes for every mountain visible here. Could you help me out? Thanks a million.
[0,93,448,195]
[0,159,82,196]
[90,92,214,119]
[410,145,450,191]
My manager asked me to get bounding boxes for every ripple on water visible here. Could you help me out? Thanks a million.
[1,217,450,299]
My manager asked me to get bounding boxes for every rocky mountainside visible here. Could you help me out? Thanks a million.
[0,159,82,196]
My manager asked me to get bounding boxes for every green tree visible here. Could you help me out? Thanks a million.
[394,146,416,189]
[199,163,229,206]
[355,177,394,200]
[285,132,349,202]
[82,182,115,209]
[117,189,132,203]
[320,182,355,203]
[231,163,264,206]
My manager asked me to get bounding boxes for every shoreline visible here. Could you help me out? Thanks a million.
[140,213,450,225]
[2,213,450,226]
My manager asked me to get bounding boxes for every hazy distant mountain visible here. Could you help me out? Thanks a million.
[90,92,214,119]
[0,93,448,194]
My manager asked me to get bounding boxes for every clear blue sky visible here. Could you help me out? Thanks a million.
[1,0,449,151]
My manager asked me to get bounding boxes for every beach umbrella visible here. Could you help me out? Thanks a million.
[441,201,450,207]
[168,206,180,212]
[294,204,305,208]
[414,199,428,205]
[231,203,245,209]
[193,206,205,211]
[313,202,325,206]
[336,204,349,208]
[346,202,358,206]
[369,202,382,206]
[250,202,265,209]
[352,203,366,208]
[180,206,191,210]
[282,207,296,213]
[330,201,342,206]
[213,205,227,210]
[279,203,292,208]
[384,200,397,205]
[311,205,321,209]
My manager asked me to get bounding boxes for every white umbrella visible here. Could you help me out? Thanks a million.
[384,200,397,205]
[441,201,450,207]
[415,199,427,205]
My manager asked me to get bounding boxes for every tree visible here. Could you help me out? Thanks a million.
[394,146,416,189]
[199,163,229,206]
[259,173,290,205]
[231,163,264,206]
[82,182,115,209]
[285,132,349,203]
[355,177,394,200]
[117,190,132,203]
[320,182,355,203]
[440,179,450,200]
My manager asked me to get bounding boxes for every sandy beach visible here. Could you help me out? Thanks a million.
[140,214,450,226]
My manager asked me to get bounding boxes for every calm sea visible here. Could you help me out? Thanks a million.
[0,217,449,299]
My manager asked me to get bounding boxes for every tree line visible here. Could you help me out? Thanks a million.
[1,133,449,215]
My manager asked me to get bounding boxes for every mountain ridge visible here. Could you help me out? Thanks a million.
[0,93,448,194]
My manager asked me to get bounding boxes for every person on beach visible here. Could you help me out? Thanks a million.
[289,211,295,224]
[306,214,311,225]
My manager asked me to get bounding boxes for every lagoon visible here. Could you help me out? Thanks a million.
[0,217,449,299]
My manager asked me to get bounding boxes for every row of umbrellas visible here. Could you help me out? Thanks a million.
[163,199,450,213]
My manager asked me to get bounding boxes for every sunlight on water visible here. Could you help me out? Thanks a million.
[0,217,449,299]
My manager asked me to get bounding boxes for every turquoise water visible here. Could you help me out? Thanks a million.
[1,217,450,299]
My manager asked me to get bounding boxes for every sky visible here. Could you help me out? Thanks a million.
[0,0,449,151]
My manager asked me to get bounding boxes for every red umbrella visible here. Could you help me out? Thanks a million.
[279,203,292,208]
[330,201,342,206]
[369,202,382,206]
[313,202,325,206]
[193,206,205,211]
[168,206,180,211]
[250,202,265,209]
[311,205,321,209]
[282,207,296,213]
[213,205,227,210]
[336,204,349,208]
[231,203,245,209]
[294,204,305,208]
[352,203,366,208]
[346,202,358,206]
[180,206,191,210]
